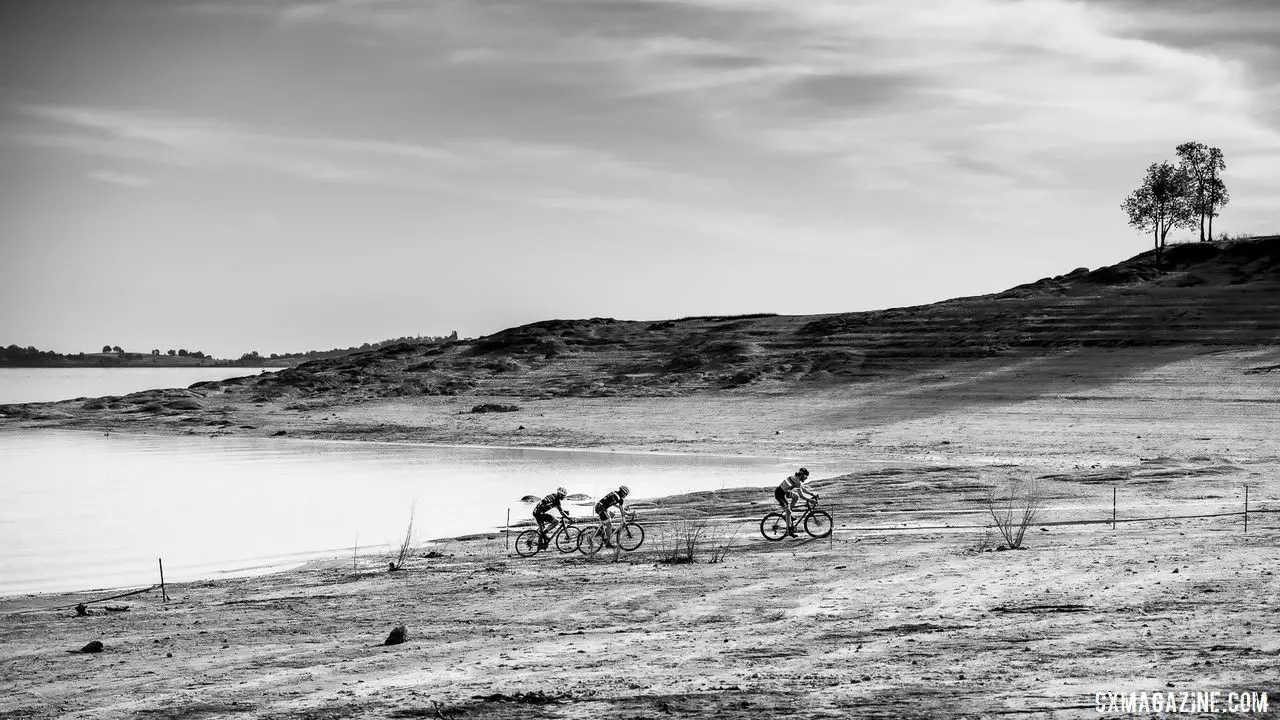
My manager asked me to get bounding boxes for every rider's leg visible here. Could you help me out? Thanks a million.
[785,493,798,536]
[593,504,609,543]
[598,508,615,547]
[534,511,553,547]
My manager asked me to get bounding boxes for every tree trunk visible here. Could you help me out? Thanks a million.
[1199,213,1205,242]
[1208,212,1215,241]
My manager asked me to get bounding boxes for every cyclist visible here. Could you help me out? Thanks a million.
[775,467,816,537]
[594,485,630,548]
[533,487,570,549]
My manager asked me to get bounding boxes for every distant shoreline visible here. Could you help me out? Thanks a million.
[0,359,292,369]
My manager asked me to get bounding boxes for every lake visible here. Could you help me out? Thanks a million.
[0,367,276,405]
[0,429,843,596]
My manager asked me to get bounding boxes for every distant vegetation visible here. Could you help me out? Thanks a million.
[262,331,459,362]
[1122,141,1230,266]
[2,331,462,368]
[1,344,221,368]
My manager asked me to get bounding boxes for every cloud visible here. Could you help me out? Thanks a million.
[21,0,1280,243]
[12,102,720,205]
[86,170,155,188]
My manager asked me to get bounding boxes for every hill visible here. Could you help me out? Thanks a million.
[2,235,1279,460]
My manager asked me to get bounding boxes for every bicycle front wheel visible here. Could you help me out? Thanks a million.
[760,513,789,541]
[580,527,606,555]
[617,522,645,551]
[804,510,833,539]
[556,526,582,553]
[515,529,542,557]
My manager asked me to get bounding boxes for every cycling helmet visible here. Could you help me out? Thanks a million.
[618,485,630,496]
[556,487,568,497]
[798,467,810,478]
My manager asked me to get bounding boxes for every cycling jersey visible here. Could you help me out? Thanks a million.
[778,474,805,494]
[534,493,563,514]
[596,490,624,512]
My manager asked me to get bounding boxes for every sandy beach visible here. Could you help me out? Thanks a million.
[2,344,1278,719]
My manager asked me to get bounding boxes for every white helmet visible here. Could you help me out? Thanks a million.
[556,487,568,497]
[618,485,630,496]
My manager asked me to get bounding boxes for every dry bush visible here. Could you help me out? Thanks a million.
[661,521,707,564]
[388,502,416,571]
[984,478,1043,549]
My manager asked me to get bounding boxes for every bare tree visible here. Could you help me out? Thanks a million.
[984,478,1043,550]
[1121,161,1195,267]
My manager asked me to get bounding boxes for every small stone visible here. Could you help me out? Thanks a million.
[385,625,407,646]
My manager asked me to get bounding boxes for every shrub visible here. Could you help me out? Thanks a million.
[661,521,707,564]
[984,478,1043,549]
[388,503,416,571]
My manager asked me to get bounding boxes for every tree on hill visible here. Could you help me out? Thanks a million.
[1122,160,1195,267]
[1175,142,1228,242]
[102,345,112,353]
[112,345,123,354]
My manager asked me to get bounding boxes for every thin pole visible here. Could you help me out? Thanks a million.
[158,558,168,603]
[1244,486,1249,534]
[506,509,511,550]
[1112,487,1117,530]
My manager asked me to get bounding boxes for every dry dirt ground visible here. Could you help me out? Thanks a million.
[2,348,1278,719]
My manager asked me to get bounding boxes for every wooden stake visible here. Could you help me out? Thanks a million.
[1244,485,1249,534]
[158,558,168,603]
[506,509,511,550]
[1112,487,1117,530]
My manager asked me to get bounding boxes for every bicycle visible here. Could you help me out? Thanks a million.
[515,516,582,557]
[579,510,645,555]
[760,496,832,541]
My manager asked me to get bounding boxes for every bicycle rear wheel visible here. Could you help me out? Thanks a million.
[617,522,645,551]
[515,529,542,557]
[804,510,833,539]
[760,513,789,541]
[580,527,607,555]
[556,526,582,553]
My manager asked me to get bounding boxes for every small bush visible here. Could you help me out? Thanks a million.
[984,478,1043,549]
[388,503,416,571]
[661,521,707,564]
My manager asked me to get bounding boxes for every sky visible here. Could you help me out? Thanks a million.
[1,0,1278,359]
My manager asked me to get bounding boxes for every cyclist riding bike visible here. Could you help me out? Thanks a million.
[775,468,817,537]
[594,485,630,548]
[533,487,570,549]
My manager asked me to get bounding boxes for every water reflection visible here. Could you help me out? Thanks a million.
[0,430,842,595]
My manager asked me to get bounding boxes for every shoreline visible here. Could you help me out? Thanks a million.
[2,455,1275,719]
[3,349,1279,717]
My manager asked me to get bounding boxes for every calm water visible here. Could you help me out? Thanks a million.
[0,367,276,405]
[0,430,842,596]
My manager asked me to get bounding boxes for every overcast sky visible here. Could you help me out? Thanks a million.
[1,0,1278,358]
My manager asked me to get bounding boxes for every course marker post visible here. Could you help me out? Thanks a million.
[1112,487,1117,530]
[158,558,168,603]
